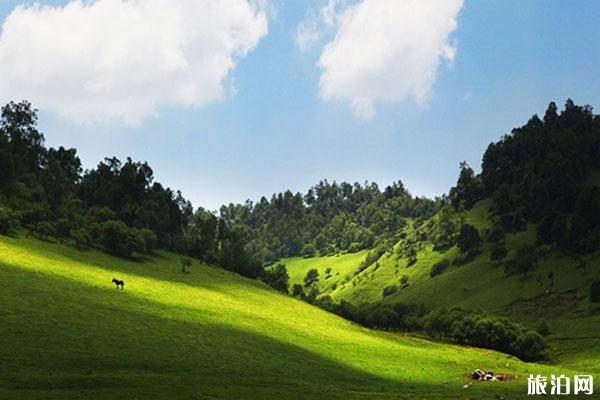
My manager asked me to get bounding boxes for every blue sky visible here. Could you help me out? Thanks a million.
[0,0,599,210]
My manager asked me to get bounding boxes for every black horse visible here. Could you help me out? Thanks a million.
[112,278,125,289]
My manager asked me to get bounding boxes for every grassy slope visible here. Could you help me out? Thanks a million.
[282,250,368,293]
[283,201,600,374]
[0,236,569,400]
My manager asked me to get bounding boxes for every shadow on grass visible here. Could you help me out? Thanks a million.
[0,264,529,400]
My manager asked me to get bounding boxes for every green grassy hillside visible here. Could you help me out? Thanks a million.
[282,201,600,374]
[0,235,568,399]
[282,250,368,293]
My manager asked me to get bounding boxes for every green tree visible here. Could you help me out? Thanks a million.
[304,268,319,287]
[291,284,305,299]
[262,264,290,293]
[98,220,142,258]
[449,161,484,210]
[302,243,317,258]
[457,224,481,254]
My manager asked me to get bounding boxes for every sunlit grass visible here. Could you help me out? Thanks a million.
[0,235,566,399]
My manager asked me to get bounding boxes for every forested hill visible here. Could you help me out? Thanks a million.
[223,99,600,267]
[453,99,600,252]
[273,100,600,364]
[218,181,437,263]
[1,99,598,283]
[0,101,261,278]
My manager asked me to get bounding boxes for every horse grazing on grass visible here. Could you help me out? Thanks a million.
[112,278,125,289]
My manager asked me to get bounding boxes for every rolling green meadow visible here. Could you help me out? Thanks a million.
[282,200,600,377]
[0,234,580,400]
[0,67,599,398]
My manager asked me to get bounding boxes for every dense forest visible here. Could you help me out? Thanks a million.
[449,99,600,254]
[1,99,599,284]
[0,101,261,277]
[219,181,437,263]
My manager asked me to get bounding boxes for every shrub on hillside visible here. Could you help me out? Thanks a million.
[382,285,398,297]
[304,268,319,287]
[323,300,547,361]
[400,274,409,287]
[457,224,481,254]
[302,243,317,258]
[291,284,305,299]
[357,246,387,274]
[261,263,289,293]
[424,308,547,361]
[453,248,481,266]
[98,220,143,258]
[305,286,319,304]
[430,259,450,278]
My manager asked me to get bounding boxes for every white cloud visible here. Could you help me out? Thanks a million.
[294,0,347,53]
[295,9,321,52]
[0,0,268,125]
[316,0,463,120]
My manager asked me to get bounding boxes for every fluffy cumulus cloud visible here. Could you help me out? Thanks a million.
[314,0,463,120]
[0,0,268,125]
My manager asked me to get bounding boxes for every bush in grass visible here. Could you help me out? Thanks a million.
[430,259,450,278]
[400,275,409,287]
[453,248,481,266]
[382,285,398,297]
[291,284,304,299]
[98,220,143,258]
[261,263,289,293]
[424,308,547,361]
[303,268,319,287]
[305,286,319,304]
[302,243,317,258]
[357,246,387,274]
[328,301,548,361]
[457,224,481,254]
